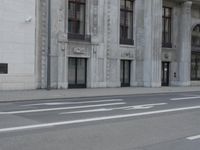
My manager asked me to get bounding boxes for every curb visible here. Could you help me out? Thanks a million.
[0,89,200,103]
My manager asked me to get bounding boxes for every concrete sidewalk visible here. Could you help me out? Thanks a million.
[0,86,200,102]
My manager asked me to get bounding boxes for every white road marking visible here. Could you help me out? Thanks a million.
[171,96,200,101]
[60,103,167,114]
[61,108,109,114]
[125,103,167,110]
[21,99,124,107]
[0,102,126,115]
[187,135,200,140]
[1,105,200,133]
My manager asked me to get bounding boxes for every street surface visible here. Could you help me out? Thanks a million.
[0,91,200,150]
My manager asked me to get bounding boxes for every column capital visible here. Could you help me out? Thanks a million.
[183,1,192,6]
[181,1,192,15]
[182,1,192,9]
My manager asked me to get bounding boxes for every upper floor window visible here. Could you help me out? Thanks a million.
[162,7,172,48]
[120,0,134,45]
[68,0,88,40]
[192,25,200,47]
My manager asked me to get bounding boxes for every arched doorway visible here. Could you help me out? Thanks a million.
[191,24,200,81]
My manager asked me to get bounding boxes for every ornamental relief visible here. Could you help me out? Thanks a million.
[182,1,192,15]
[58,33,68,43]
[67,44,91,57]
[92,0,98,36]
[120,48,135,59]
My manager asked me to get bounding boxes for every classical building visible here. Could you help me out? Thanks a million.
[1,0,200,90]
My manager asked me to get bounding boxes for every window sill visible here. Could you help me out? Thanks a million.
[162,43,172,48]
[120,39,134,45]
[192,46,200,52]
[68,33,91,42]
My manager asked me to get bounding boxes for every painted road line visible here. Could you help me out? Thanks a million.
[125,103,167,110]
[60,103,167,114]
[0,102,126,115]
[1,105,200,133]
[171,96,200,101]
[187,135,200,140]
[61,108,109,114]
[21,99,124,107]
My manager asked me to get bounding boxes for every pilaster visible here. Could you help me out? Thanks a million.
[39,0,49,88]
[105,0,120,87]
[57,0,68,88]
[177,1,192,86]
[143,0,162,87]
[135,0,145,86]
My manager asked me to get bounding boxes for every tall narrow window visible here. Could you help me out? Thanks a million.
[120,0,134,45]
[191,52,200,80]
[68,0,86,40]
[162,7,172,48]
[192,25,200,47]
[191,24,200,80]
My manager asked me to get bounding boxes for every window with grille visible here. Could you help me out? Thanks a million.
[191,52,200,80]
[68,0,87,40]
[162,7,172,48]
[120,0,134,45]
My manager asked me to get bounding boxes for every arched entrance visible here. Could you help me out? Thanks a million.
[191,24,200,81]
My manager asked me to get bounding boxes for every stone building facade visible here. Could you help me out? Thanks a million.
[37,0,200,89]
[1,0,200,90]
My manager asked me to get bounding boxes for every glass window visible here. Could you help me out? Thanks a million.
[120,60,131,87]
[68,0,85,35]
[120,0,134,45]
[162,7,172,48]
[68,58,87,88]
[0,64,8,74]
[191,53,200,80]
[192,25,200,47]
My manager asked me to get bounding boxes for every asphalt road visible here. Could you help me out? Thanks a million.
[0,91,200,150]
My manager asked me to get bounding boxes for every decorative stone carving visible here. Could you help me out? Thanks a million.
[92,0,98,36]
[121,51,134,59]
[73,47,86,54]
[58,33,68,43]
[106,0,112,81]
[40,0,49,88]
[164,53,169,59]
[182,1,192,15]
[162,52,172,61]
[67,43,91,57]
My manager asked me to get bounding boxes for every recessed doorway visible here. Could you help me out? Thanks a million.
[120,60,131,87]
[68,58,87,88]
[161,62,170,86]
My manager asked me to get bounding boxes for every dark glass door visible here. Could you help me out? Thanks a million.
[68,58,87,88]
[120,60,131,87]
[162,62,170,86]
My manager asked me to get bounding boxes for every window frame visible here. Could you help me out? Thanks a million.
[120,60,131,87]
[0,63,8,74]
[120,0,134,45]
[68,0,90,41]
[192,24,200,47]
[162,6,172,48]
[191,52,200,81]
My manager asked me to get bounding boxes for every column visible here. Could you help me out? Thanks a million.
[177,1,192,86]
[143,0,162,87]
